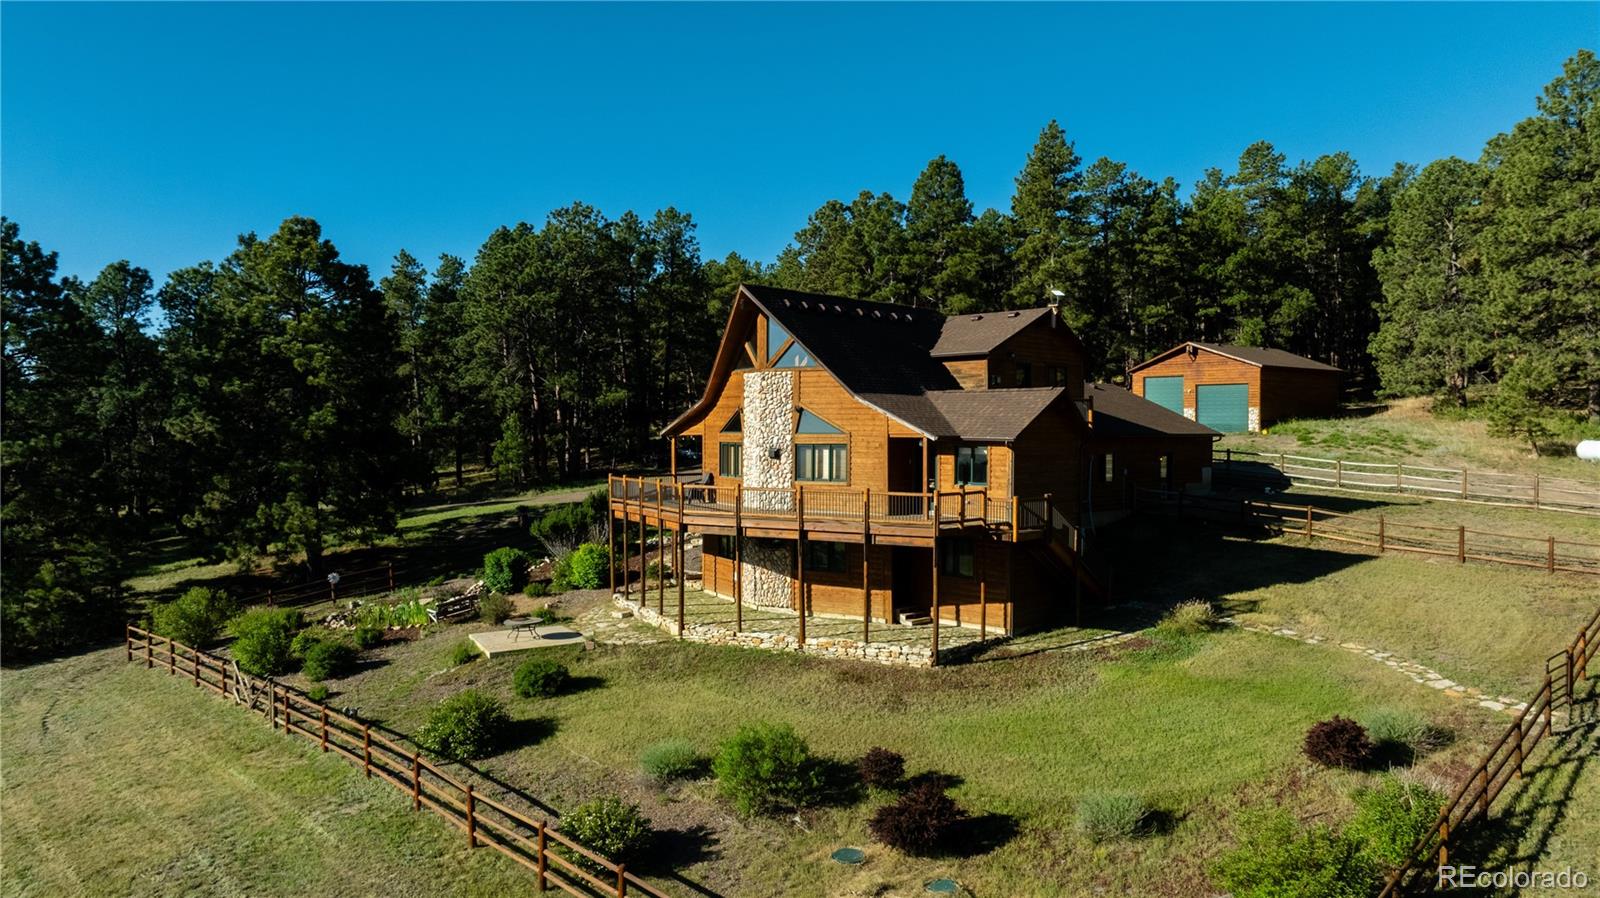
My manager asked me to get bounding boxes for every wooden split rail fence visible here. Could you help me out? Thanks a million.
[1136,489,1600,577]
[1377,605,1599,896]
[245,562,403,607]
[1214,448,1600,516]
[123,625,674,898]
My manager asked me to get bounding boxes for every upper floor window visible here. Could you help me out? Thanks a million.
[796,443,847,482]
[720,442,743,478]
[1014,361,1033,387]
[987,372,1003,388]
[721,410,742,433]
[955,446,988,486]
[1050,366,1070,387]
[1102,453,1115,483]
[795,408,842,434]
[804,540,847,573]
[772,342,815,368]
[766,317,791,361]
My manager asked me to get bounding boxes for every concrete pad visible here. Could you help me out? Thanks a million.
[469,624,585,658]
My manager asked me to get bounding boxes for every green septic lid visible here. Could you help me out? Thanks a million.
[925,879,960,894]
[830,847,865,865]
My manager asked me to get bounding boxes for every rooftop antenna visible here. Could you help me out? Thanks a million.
[1047,288,1065,327]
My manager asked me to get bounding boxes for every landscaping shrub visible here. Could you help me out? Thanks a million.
[868,781,968,856]
[1211,810,1376,898]
[301,638,357,682]
[641,739,702,784]
[553,542,608,591]
[1304,716,1376,769]
[1156,600,1217,636]
[445,639,479,667]
[1346,776,1445,868]
[416,690,510,760]
[351,625,383,650]
[532,605,559,624]
[291,626,334,659]
[306,684,330,702]
[559,796,653,863]
[481,547,532,594]
[531,495,605,553]
[149,587,238,647]
[1075,791,1149,842]
[230,609,304,676]
[524,581,551,598]
[354,597,428,629]
[857,747,906,790]
[479,593,514,625]
[712,722,826,815]
[1360,708,1451,758]
[513,657,570,698]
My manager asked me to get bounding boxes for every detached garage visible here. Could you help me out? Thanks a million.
[1128,342,1342,432]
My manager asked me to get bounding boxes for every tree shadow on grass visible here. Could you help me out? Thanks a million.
[809,756,867,808]
[560,674,606,696]
[504,715,559,751]
[641,823,720,874]
[948,811,1019,857]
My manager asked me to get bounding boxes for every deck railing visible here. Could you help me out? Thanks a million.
[608,475,1020,529]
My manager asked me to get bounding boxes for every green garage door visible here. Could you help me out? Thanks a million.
[1196,383,1250,432]
[1142,376,1184,414]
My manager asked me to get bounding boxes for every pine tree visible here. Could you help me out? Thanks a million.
[1009,120,1086,309]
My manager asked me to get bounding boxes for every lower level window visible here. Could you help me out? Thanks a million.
[804,541,847,573]
[705,535,733,557]
[796,443,847,482]
[939,539,975,577]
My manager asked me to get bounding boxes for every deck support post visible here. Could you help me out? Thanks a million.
[796,486,806,649]
[607,476,616,596]
[637,502,645,603]
[656,479,665,614]
[677,485,686,638]
[734,485,744,633]
[931,491,941,666]
[862,488,871,645]
[978,538,987,640]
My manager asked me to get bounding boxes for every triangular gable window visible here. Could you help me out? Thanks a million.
[772,342,814,368]
[766,317,791,361]
[721,410,742,433]
[795,408,842,434]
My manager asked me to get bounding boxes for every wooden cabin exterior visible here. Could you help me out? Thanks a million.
[609,285,1217,662]
[1128,342,1342,433]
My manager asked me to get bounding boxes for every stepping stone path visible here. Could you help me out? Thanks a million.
[574,602,667,646]
[1232,620,1548,721]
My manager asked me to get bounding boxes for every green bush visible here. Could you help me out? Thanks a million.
[1156,600,1217,636]
[531,496,604,547]
[482,547,532,594]
[553,543,609,591]
[307,684,330,702]
[479,593,514,625]
[559,796,653,863]
[1211,811,1376,898]
[1360,709,1451,757]
[532,605,559,624]
[1075,791,1149,842]
[230,609,304,676]
[354,597,429,629]
[416,690,511,761]
[1346,777,1444,868]
[291,626,333,659]
[641,739,702,784]
[445,639,479,667]
[513,657,570,698]
[301,638,358,682]
[351,625,383,650]
[524,581,551,598]
[149,587,238,647]
[712,722,826,815]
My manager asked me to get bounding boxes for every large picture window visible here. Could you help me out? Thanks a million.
[719,442,743,478]
[795,443,847,482]
[804,541,847,573]
[955,446,988,486]
[939,539,975,577]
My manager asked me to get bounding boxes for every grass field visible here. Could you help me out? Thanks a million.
[1217,397,1600,479]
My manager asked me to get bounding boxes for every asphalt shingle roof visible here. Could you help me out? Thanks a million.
[1081,382,1218,438]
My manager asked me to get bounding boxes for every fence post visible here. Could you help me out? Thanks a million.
[1438,820,1449,868]
[1533,473,1540,510]
[1378,514,1385,553]
[320,705,329,752]
[466,784,477,848]
[1306,505,1314,543]
[412,752,422,811]
[1478,766,1490,814]
[536,820,548,891]
[1544,676,1554,736]
[1568,649,1576,705]
[1514,722,1524,780]
[1548,537,1556,574]
[146,633,153,668]
[167,635,176,675]
[1579,630,1589,680]
[125,624,133,662]
[1335,458,1343,488]
[616,863,626,897]
[1457,526,1466,564]
[1461,469,1469,499]
[363,724,372,777]
[388,562,395,591]
[192,647,200,687]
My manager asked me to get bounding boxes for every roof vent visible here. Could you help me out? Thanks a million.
[833,304,842,313]
[1007,311,1021,318]
[799,300,810,310]
[970,315,983,321]
[872,310,882,318]
[855,308,864,316]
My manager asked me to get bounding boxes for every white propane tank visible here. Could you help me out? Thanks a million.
[1578,440,1600,462]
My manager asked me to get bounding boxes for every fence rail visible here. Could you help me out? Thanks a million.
[241,562,402,607]
[1377,606,1598,896]
[123,625,674,898]
[1214,448,1600,516]
[1136,490,1600,577]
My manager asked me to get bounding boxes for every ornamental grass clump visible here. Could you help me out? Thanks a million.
[1075,791,1150,842]
[641,739,702,784]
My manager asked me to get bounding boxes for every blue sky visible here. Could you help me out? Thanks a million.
[3,2,1594,286]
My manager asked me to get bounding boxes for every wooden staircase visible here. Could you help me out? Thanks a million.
[1029,523,1106,600]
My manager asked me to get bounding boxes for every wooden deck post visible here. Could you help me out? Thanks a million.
[607,476,616,596]
[978,538,988,640]
[466,784,477,848]
[536,820,548,890]
[734,485,744,633]
[656,479,665,614]
[638,505,645,603]
[796,486,807,649]
[146,632,153,669]
[676,487,686,638]
[931,491,941,666]
[1006,538,1015,637]
[862,488,871,645]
